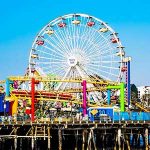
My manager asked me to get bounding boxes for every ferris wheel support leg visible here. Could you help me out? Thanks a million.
[120,83,125,112]
[107,89,111,105]
[82,80,87,117]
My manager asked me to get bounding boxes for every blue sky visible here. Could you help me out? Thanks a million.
[0,0,150,86]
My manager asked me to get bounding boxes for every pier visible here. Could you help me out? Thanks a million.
[0,121,149,150]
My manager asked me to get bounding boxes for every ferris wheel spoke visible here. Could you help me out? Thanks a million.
[42,45,67,59]
[36,61,67,66]
[101,53,120,58]
[87,60,121,65]
[34,48,56,57]
[81,26,110,53]
[62,26,77,54]
[87,46,114,60]
[100,47,115,56]
[85,66,112,81]
[46,25,73,52]
[39,67,64,75]
[56,28,72,54]
[55,67,72,90]
[75,26,81,51]
[87,69,110,81]
[82,29,99,49]
[99,44,114,55]
[40,59,67,68]
[75,28,79,50]
[88,62,119,70]
[42,64,67,72]
[40,35,64,53]
[88,64,119,78]
[100,65,119,70]
[78,19,92,50]
[66,20,74,51]
[52,28,72,55]
[46,35,71,55]
[80,28,97,51]
[43,66,66,76]
[81,34,111,57]
[98,39,118,54]
[41,37,68,56]
[84,31,112,54]
[38,51,66,60]
[81,31,107,51]
[56,25,75,53]
[87,38,113,57]
[38,56,66,62]
[62,26,73,52]
[72,16,80,50]
[72,23,76,50]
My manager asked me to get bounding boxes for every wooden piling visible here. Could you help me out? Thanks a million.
[58,129,62,150]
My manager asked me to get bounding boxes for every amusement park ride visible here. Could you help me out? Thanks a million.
[0,13,149,150]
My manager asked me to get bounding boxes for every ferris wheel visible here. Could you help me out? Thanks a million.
[29,14,125,92]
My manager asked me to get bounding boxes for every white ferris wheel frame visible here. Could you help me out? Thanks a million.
[29,13,125,85]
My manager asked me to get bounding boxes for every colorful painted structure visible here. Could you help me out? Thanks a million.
[0,75,149,123]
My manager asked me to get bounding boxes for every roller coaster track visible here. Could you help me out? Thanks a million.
[8,76,119,86]
[0,80,5,84]
[131,101,150,112]
[7,93,109,108]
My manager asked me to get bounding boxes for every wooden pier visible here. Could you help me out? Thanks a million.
[0,121,149,150]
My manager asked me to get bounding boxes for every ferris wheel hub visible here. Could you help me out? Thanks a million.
[67,57,77,67]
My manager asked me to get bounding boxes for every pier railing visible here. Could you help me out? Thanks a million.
[0,112,149,125]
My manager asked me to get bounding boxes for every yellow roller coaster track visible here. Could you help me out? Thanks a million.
[131,101,149,112]
[8,76,119,85]
[7,94,110,108]
[0,80,5,84]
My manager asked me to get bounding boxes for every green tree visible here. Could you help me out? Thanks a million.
[131,84,138,101]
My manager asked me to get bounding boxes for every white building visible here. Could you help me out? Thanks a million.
[137,86,150,99]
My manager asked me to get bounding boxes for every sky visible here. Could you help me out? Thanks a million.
[0,0,150,86]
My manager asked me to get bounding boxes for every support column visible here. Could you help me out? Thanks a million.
[127,61,131,107]
[12,97,18,116]
[48,127,51,150]
[14,136,17,150]
[125,135,130,150]
[5,78,10,116]
[58,129,62,150]
[82,80,87,117]
[31,78,35,122]
[31,137,34,150]
[31,126,34,150]
[125,62,128,106]
[5,78,10,97]
[107,89,111,105]
[20,138,22,150]
[75,130,78,150]
[82,130,86,150]
[118,128,121,150]
[145,128,148,150]
[14,128,17,150]
[120,83,125,112]
[91,129,97,150]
